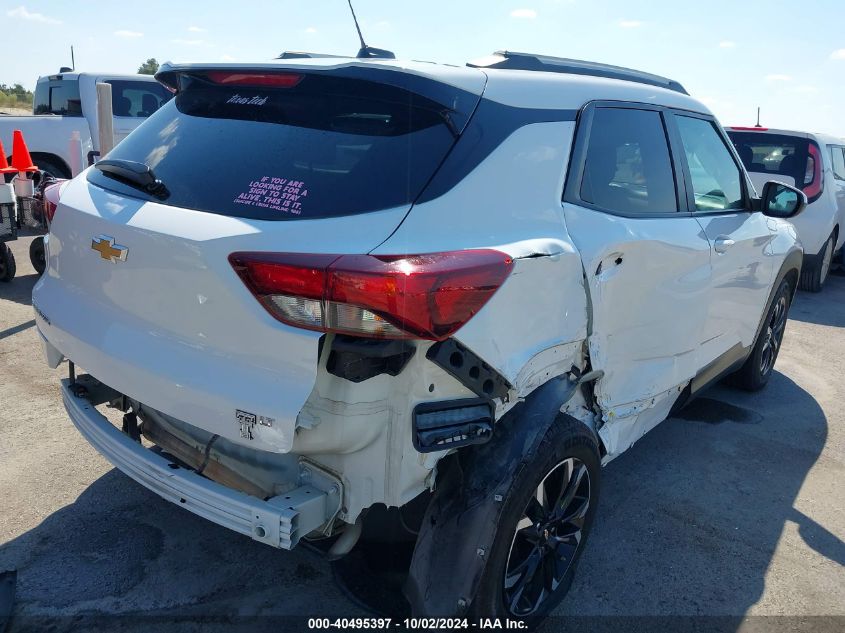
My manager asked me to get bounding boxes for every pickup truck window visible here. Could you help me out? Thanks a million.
[107,80,173,118]
[86,73,459,220]
[33,79,82,116]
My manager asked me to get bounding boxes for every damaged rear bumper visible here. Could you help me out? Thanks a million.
[61,379,338,550]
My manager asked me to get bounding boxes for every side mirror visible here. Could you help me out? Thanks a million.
[760,181,807,218]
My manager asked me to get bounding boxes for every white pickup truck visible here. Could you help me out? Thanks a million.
[0,70,172,177]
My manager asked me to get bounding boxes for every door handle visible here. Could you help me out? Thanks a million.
[714,236,735,253]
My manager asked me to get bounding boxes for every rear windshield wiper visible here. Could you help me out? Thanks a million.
[94,159,170,200]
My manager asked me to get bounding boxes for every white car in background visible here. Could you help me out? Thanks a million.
[727,127,845,291]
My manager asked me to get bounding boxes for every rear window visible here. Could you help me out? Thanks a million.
[33,78,82,116]
[727,131,809,185]
[87,72,461,220]
[107,80,173,118]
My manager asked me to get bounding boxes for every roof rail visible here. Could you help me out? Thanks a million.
[467,51,689,95]
[276,51,349,60]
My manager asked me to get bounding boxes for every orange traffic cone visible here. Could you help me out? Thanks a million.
[0,140,16,174]
[11,130,38,173]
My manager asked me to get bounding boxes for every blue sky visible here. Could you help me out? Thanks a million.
[3,0,844,136]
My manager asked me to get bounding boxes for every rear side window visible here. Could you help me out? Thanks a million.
[579,107,677,215]
[87,72,461,220]
[33,79,82,116]
[727,131,824,201]
[830,147,845,181]
[107,80,173,118]
[675,116,743,211]
[727,132,808,185]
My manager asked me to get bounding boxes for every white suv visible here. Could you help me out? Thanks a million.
[33,52,807,623]
[727,127,845,291]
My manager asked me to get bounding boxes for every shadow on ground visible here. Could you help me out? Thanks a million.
[0,272,38,309]
[788,273,845,328]
[549,371,835,629]
[0,371,835,632]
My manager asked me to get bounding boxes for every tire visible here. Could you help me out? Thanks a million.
[31,157,70,180]
[29,236,46,275]
[730,279,791,391]
[799,234,834,292]
[468,416,601,623]
[0,243,16,282]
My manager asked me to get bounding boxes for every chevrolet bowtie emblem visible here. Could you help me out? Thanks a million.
[91,235,128,262]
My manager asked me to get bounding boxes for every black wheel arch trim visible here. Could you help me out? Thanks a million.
[753,249,802,346]
[403,375,589,616]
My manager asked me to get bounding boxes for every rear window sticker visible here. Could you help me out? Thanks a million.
[233,177,308,215]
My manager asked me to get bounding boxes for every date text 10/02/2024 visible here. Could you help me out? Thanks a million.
[307,618,527,630]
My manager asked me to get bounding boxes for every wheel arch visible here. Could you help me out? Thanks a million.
[757,249,802,343]
[404,375,596,616]
[28,152,72,179]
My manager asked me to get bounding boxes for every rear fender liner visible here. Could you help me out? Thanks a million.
[404,375,585,615]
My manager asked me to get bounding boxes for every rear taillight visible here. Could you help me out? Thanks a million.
[229,250,514,340]
[43,181,66,223]
[803,142,823,201]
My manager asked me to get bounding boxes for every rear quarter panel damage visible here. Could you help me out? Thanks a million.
[374,121,590,397]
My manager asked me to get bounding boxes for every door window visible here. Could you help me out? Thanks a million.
[579,107,678,215]
[676,116,744,211]
[830,147,845,181]
[106,80,173,118]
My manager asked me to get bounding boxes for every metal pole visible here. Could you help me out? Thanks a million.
[95,82,115,159]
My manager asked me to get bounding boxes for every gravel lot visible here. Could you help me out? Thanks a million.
[1,235,843,632]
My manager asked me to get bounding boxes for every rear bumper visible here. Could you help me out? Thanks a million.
[62,379,335,549]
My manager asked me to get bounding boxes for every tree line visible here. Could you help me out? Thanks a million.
[0,83,33,111]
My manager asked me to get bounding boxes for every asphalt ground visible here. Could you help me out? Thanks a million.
[1,235,843,632]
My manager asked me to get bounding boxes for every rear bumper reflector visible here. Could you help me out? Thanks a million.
[61,379,333,549]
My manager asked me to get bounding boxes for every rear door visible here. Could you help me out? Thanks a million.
[673,113,777,364]
[562,103,711,429]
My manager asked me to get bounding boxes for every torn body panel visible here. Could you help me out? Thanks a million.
[596,382,686,462]
[562,204,712,448]
[376,122,589,396]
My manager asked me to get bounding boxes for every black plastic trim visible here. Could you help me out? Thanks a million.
[404,376,583,615]
[415,99,577,204]
[325,335,415,383]
[689,343,749,395]
[426,339,512,401]
[412,398,494,453]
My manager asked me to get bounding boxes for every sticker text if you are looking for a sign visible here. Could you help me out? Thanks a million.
[233,176,308,214]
